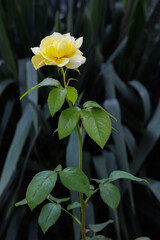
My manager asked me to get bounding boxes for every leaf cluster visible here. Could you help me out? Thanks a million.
[15,167,148,235]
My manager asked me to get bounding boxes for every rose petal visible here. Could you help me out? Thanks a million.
[51,32,63,39]
[31,47,41,55]
[66,53,86,69]
[63,33,71,38]
[45,61,57,66]
[31,55,46,70]
[57,39,67,58]
[55,58,69,67]
[40,50,56,62]
[76,50,83,55]
[40,36,54,51]
[31,32,86,70]
[75,37,83,49]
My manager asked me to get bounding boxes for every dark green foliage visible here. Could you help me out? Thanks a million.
[59,167,90,196]
[38,202,61,233]
[0,0,160,239]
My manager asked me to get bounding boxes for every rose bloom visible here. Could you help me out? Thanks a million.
[31,32,86,70]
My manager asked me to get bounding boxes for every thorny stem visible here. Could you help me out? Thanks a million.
[61,67,86,240]
[77,125,86,240]
[76,125,82,170]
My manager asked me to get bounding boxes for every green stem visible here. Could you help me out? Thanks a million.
[76,125,86,240]
[76,125,82,170]
[80,192,86,240]
[47,197,81,225]
[61,67,86,239]
[84,188,99,205]
[61,67,67,88]
[61,207,81,225]
[61,67,72,107]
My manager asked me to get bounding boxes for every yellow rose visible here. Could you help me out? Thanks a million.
[31,32,86,70]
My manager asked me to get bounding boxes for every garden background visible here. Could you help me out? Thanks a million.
[0,0,160,239]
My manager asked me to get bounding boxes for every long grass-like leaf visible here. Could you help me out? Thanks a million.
[0,6,17,78]
[121,0,148,80]
[123,126,137,157]
[103,99,135,211]
[26,61,38,133]
[0,100,15,144]
[103,37,127,67]
[0,105,32,197]
[103,99,129,173]
[146,178,160,202]
[90,0,103,43]
[129,80,151,123]
[131,100,160,174]
[93,155,109,179]
[28,215,39,240]
[27,100,51,134]
[4,208,26,240]
[0,79,14,95]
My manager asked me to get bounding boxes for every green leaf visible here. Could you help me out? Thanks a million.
[67,86,78,105]
[91,178,107,184]
[67,202,81,210]
[38,203,61,233]
[47,88,67,117]
[15,198,27,207]
[53,128,58,136]
[83,101,117,121]
[20,78,60,100]
[26,171,57,210]
[134,238,151,240]
[83,100,103,110]
[89,219,114,233]
[67,78,78,86]
[54,164,62,172]
[109,170,149,184]
[58,107,81,139]
[48,194,70,204]
[81,108,112,149]
[100,183,120,211]
[59,167,90,196]
[90,185,95,190]
[88,184,97,196]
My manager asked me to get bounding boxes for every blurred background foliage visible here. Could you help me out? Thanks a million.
[0,0,160,239]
